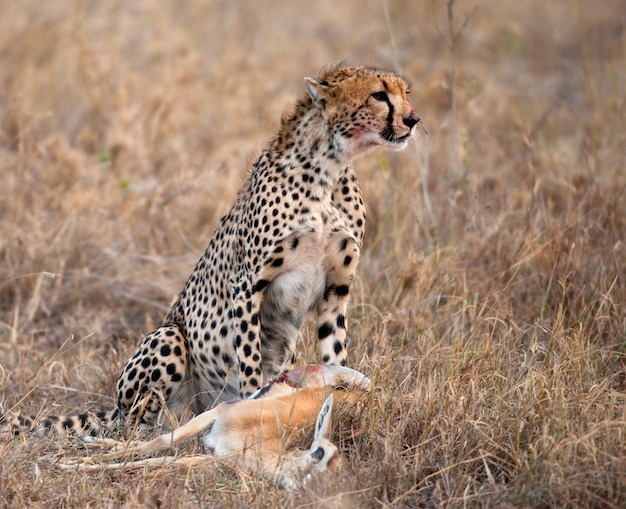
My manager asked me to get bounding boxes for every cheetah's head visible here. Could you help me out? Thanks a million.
[304,64,420,160]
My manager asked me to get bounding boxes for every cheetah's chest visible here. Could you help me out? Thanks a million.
[259,231,328,362]
[265,231,328,320]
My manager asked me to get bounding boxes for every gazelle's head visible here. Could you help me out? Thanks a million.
[279,393,342,490]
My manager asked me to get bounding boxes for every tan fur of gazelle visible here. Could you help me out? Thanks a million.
[61,365,370,489]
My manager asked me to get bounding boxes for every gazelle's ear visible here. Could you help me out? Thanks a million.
[304,77,329,108]
[314,393,334,441]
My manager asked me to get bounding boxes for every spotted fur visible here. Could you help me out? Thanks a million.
[4,64,419,435]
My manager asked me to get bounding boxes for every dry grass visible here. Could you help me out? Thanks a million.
[1,0,625,507]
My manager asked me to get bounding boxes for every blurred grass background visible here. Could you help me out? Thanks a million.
[1,1,625,507]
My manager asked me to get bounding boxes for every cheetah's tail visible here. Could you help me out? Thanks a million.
[0,407,121,437]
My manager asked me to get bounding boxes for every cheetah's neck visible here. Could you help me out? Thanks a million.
[268,105,348,201]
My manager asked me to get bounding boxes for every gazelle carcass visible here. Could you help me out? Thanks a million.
[60,364,370,489]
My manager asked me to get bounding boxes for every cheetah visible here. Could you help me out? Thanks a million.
[5,63,419,435]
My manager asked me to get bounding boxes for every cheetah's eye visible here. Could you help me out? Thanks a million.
[406,89,411,95]
[370,91,387,102]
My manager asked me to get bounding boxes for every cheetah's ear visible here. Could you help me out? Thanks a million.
[304,77,329,108]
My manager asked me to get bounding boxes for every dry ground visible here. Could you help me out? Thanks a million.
[1,1,625,507]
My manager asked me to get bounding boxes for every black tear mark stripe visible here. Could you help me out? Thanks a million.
[383,93,394,126]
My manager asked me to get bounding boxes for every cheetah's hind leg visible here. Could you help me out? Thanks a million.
[115,324,190,431]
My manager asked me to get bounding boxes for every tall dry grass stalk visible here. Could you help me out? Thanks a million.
[1,1,625,507]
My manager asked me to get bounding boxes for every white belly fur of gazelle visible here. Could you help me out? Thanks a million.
[60,365,370,489]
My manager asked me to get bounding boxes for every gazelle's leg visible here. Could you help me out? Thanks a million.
[59,454,213,471]
[76,406,221,461]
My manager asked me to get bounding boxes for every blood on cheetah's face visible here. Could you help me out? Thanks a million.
[304,65,420,159]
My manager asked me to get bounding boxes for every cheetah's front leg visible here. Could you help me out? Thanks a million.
[231,277,265,398]
[231,233,308,398]
[317,233,360,366]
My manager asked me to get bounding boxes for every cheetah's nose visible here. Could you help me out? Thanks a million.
[403,110,420,129]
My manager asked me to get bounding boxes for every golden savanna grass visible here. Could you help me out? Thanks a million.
[1,1,625,507]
